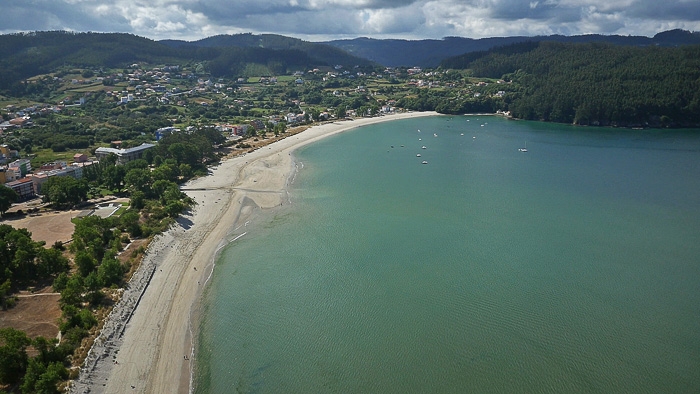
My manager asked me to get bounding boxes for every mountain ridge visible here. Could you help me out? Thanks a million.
[322,29,700,67]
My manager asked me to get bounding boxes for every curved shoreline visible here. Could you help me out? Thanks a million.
[71,111,439,394]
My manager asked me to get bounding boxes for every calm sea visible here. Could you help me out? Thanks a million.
[195,116,700,393]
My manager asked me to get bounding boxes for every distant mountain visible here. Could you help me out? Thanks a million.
[324,29,700,67]
[160,33,375,69]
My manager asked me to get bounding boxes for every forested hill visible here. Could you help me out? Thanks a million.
[0,32,176,89]
[325,29,700,67]
[160,33,375,69]
[441,41,700,127]
[0,31,369,91]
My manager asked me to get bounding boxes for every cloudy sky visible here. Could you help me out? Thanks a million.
[2,0,700,42]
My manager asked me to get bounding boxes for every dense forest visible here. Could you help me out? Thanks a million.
[441,41,700,126]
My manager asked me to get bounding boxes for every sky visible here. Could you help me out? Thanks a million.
[2,0,700,42]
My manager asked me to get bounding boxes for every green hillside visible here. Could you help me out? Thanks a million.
[441,41,700,126]
[0,31,371,92]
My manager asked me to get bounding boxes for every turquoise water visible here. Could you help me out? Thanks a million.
[195,116,700,393]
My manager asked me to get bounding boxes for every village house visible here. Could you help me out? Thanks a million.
[249,119,265,131]
[39,162,67,171]
[230,124,249,136]
[155,127,179,141]
[9,117,32,128]
[73,153,88,163]
[0,166,21,183]
[0,145,19,163]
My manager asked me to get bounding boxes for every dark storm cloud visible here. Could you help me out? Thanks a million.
[627,0,700,21]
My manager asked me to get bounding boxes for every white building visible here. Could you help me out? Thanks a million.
[95,143,155,165]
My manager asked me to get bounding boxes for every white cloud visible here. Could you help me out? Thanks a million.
[361,7,426,34]
[0,0,699,41]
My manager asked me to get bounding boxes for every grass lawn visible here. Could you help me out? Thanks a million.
[29,148,92,168]
[66,83,109,93]
[276,75,296,82]
[113,202,129,216]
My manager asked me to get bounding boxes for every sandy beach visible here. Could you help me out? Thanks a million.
[70,111,438,394]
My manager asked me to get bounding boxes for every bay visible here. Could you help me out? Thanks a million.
[195,115,700,393]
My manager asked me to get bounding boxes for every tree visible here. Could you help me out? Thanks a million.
[84,272,100,291]
[124,168,152,194]
[178,163,193,179]
[335,105,346,119]
[0,327,31,385]
[165,200,185,218]
[102,164,126,190]
[130,190,146,210]
[31,336,62,365]
[309,109,320,122]
[143,148,155,164]
[59,276,84,307]
[97,256,124,287]
[36,248,69,277]
[34,361,68,393]
[71,216,115,262]
[52,273,69,292]
[0,279,12,310]
[168,142,201,167]
[1,225,39,284]
[195,127,226,145]
[42,176,88,209]
[74,251,97,277]
[0,184,18,216]
[120,210,142,238]
[151,164,179,183]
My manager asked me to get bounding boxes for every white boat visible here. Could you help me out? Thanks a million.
[421,146,427,149]
[416,154,421,157]
[433,133,438,137]
[422,160,428,164]
[460,133,464,136]
[519,141,528,152]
